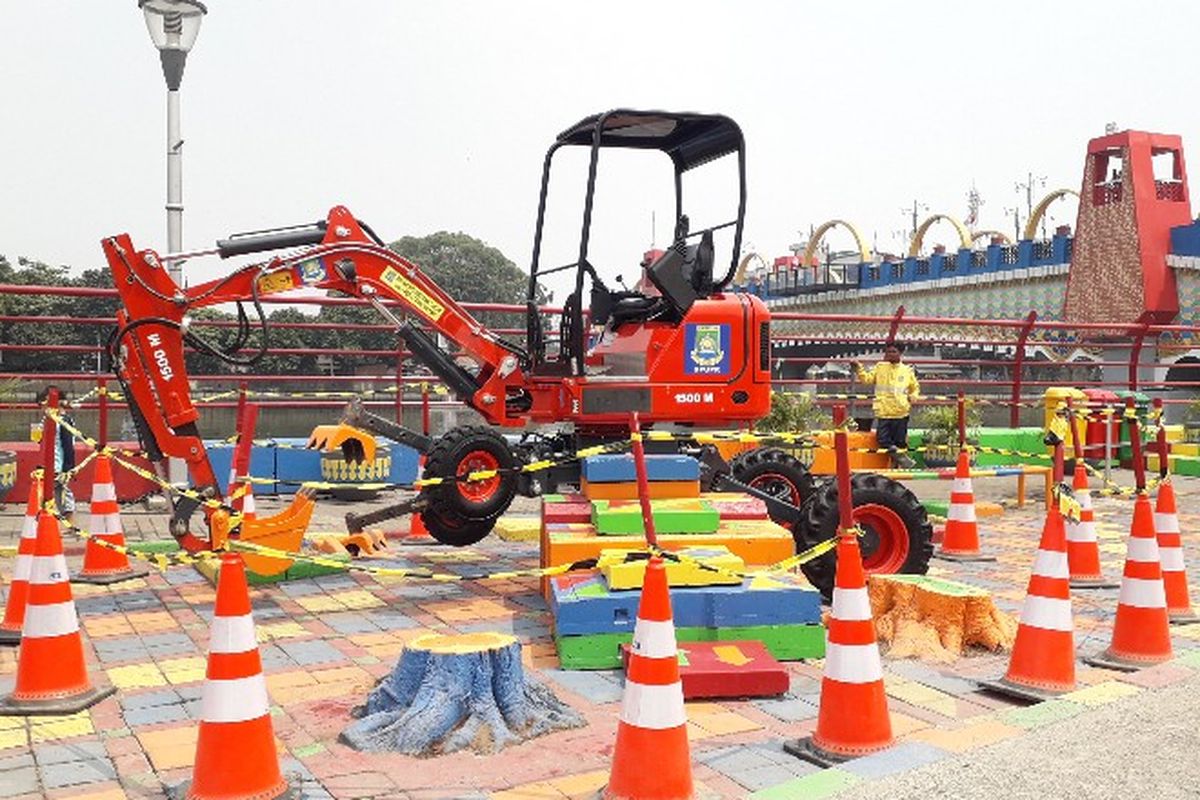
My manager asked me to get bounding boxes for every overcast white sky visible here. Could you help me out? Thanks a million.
[2,1,1198,300]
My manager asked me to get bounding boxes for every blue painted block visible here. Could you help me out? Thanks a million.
[549,572,821,636]
[581,454,699,483]
[200,441,277,494]
[273,438,322,489]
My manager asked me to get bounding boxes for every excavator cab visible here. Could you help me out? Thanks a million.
[526,110,747,376]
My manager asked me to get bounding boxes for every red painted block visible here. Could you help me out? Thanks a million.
[622,640,788,699]
[706,493,770,520]
[543,497,592,525]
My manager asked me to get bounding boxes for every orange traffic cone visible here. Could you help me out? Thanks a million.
[183,552,292,800]
[980,504,1076,700]
[1085,492,1173,671]
[1154,481,1198,624]
[604,555,693,800]
[0,511,114,715]
[936,449,995,562]
[0,479,43,645]
[1065,463,1118,589]
[74,455,149,585]
[786,532,893,766]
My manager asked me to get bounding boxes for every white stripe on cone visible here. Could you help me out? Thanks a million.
[619,681,687,729]
[12,554,33,581]
[951,478,973,494]
[90,512,122,535]
[201,674,271,723]
[630,619,677,660]
[210,615,258,654]
[1161,547,1186,572]
[1065,519,1096,543]
[948,504,976,523]
[1119,577,1168,608]
[1019,596,1073,631]
[1154,513,1180,535]
[20,517,37,540]
[1031,550,1069,578]
[23,601,80,638]
[91,483,117,503]
[29,555,69,585]
[824,641,884,683]
[831,587,872,621]
[1126,538,1161,563]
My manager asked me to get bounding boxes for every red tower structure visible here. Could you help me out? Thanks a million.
[1064,131,1192,325]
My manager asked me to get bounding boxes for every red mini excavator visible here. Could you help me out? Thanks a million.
[101,110,931,597]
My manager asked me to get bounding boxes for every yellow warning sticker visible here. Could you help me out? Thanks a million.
[256,270,296,295]
[380,266,445,322]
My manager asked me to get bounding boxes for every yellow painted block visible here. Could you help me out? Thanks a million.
[600,545,744,589]
[106,664,167,690]
[1147,453,1177,472]
[1171,441,1199,457]
[1166,424,1186,443]
[495,516,541,542]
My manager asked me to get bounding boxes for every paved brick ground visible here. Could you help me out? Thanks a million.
[0,474,1198,799]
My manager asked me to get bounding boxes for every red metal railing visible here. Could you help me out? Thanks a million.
[3,283,1200,433]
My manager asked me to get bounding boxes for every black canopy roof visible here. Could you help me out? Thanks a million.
[555,110,743,172]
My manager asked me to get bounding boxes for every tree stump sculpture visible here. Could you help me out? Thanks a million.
[341,632,584,756]
[868,574,1017,662]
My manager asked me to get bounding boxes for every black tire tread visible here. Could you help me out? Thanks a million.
[420,426,517,545]
[795,472,933,600]
[730,447,815,524]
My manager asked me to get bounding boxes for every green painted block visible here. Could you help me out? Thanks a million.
[923,499,949,517]
[872,573,988,598]
[126,540,186,554]
[975,427,1048,467]
[1001,699,1086,729]
[195,553,351,586]
[591,498,720,535]
[1172,455,1200,477]
[750,768,860,800]
[554,623,825,669]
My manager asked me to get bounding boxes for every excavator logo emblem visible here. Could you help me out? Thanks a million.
[685,323,729,375]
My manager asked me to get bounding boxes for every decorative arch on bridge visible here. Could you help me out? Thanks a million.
[908,214,972,257]
[971,230,1011,245]
[801,219,871,266]
[733,252,770,284]
[1022,188,1079,241]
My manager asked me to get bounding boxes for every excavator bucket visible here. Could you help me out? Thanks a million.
[308,423,377,465]
[235,488,317,576]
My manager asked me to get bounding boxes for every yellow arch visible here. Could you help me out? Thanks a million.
[908,214,972,257]
[733,252,770,285]
[971,229,1011,245]
[1023,188,1080,241]
[801,219,871,266]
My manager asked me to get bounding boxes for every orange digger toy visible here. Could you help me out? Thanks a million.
[100,110,931,597]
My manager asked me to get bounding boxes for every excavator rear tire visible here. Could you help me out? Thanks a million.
[420,426,518,544]
[420,509,496,547]
[730,447,815,524]
[793,472,933,601]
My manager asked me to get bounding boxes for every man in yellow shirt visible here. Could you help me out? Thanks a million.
[851,343,921,468]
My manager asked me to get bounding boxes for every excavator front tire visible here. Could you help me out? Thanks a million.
[420,426,518,546]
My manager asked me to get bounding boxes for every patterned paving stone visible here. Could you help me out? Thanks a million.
[748,767,859,799]
[840,741,950,779]
[1001,699,1088,729]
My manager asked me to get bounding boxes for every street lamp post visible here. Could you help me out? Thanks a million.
[139,0,206,288]
[139,0,206,491]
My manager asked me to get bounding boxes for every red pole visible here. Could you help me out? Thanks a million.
[1128,398,1146,492]
[628,412,658,548]
[235,380,249,424]
[97,377,109,449]
[1154,397,1168,479]
[957,391,967,450]
[421,383,431,436]
[39,387,60,507]
[834,404,854,536]
[395,354,404,425]
[832,403,846,427]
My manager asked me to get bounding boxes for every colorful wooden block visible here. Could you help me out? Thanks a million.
[705,493,770,520]
[543,496,592,525]
[581,454,700,483]
[542,525,796,581]
[580,477,701,501]
[550,571,820,635]
[621,640,789,699]
[592,498,720,535]
[554,623,826,670]
[600,546,745,589]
